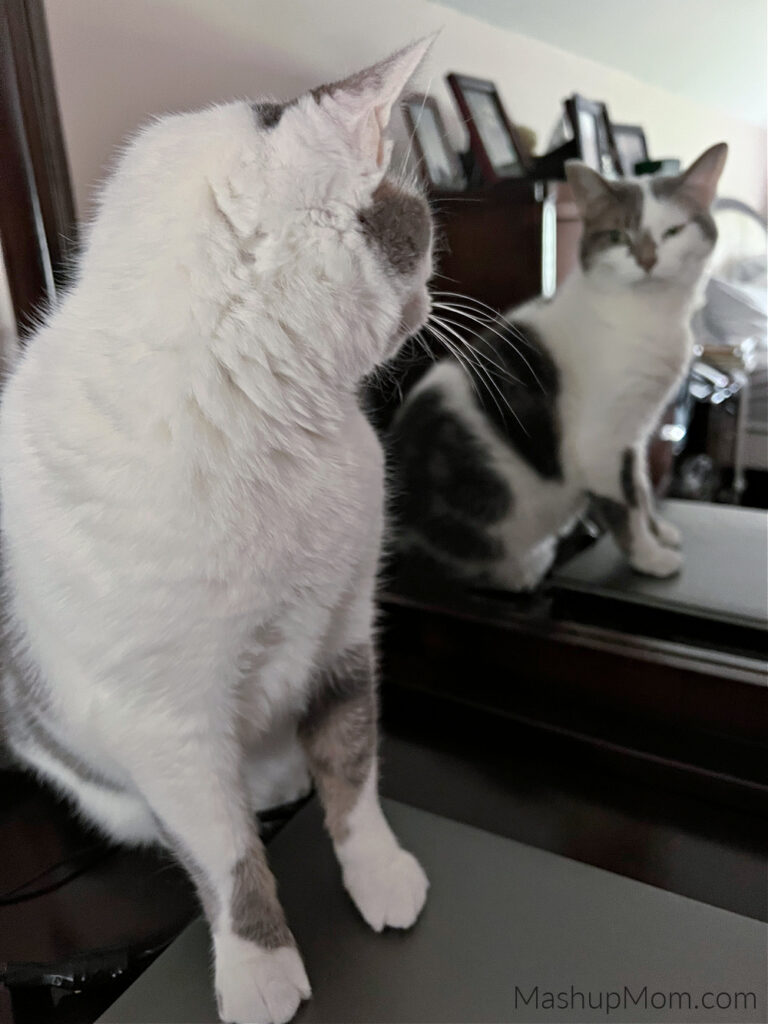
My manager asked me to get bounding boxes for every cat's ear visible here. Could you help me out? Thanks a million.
[312,35,437,167]
[678,143,728,207]
[565,161,613,215]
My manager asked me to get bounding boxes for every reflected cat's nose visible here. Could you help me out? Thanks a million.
[634,231,658,273]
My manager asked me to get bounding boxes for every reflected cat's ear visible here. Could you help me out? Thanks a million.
[312,35,437,167]
[678,143,728,207]
[564,161,613,215]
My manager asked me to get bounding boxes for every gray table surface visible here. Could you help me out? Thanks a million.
[100,798,767,1024]
[552,499,768,629]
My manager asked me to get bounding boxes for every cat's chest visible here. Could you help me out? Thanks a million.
[217,412,383,585]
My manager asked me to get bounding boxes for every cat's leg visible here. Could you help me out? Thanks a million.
[585,446,682,578]
[629,447,682,549]
[298,590,428,932]
[126,717,310,1024]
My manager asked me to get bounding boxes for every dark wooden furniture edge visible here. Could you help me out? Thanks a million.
[380,589,767,813]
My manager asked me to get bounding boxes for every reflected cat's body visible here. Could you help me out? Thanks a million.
[393,146,728,590]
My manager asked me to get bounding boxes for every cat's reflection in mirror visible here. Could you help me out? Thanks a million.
[392,144,727,591]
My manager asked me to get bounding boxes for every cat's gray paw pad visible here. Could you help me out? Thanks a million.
[631,545,683,578]
[215,938,310,1024]
[343,847,429,932]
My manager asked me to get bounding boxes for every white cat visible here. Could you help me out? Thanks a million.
[393,145,727,591]
[0,39,435,1024]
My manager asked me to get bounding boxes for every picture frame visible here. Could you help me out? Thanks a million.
[401,94,466,192]
[612,123,650,176]
[446,73,532,185]
[565,95,623,178]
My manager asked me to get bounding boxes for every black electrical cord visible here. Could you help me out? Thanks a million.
[0,845,113,906]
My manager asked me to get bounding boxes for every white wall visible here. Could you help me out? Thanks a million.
[45,0,767,220]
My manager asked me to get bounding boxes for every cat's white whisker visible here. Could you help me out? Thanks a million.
[432,295,547,393]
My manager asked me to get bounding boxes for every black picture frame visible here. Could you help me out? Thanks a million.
[401,94,466,192]
[565,95,623,178]
[613,123,650,176]
[446,73,532,185]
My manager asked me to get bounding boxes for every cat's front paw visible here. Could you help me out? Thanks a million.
[342,846,429,932]
[214,936,310,1024]
[653,518,682,548]
[631,545,683,579]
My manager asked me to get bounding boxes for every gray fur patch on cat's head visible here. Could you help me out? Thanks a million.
[650,176,718,243]
[358,180,432,275]
[569,175,643,271]
[251,100,296,130]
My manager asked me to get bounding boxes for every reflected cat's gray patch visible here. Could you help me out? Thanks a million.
[621,449,638,507]
[475,320,563,481]
[650,176,718,244]
[589,493,632,553]
[579,182,643,270]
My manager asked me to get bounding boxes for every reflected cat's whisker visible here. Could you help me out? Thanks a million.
[428,315,527,435]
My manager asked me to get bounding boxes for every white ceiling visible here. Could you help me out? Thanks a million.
[436,0,767,125]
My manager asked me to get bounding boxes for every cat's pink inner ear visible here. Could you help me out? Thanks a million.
[317,34,436,167]
[564,160,612,214]
[679,143,728,207]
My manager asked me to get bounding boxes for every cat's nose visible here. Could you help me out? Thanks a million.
[634,232,657,273]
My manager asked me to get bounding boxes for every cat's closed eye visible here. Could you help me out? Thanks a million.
[663,223,687,238]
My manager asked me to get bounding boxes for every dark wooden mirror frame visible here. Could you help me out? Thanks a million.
[401,93,466,192]
[0,0,77,339]
[446,72,533,185]
[565,94,623,178]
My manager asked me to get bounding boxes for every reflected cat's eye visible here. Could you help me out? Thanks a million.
[608,229,627,244]
[663,223,686,238]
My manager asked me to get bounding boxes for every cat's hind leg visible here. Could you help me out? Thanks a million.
[585,446,682,578]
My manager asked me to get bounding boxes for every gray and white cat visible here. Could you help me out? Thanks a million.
[0,39,435,1024]
[393,144,727,591]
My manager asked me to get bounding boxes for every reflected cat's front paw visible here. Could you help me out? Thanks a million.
[342,846,429,932]
[631,544,683,578]
[653,518,682,549]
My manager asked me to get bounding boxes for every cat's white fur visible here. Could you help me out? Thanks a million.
[0,38,434,1024]
[400,150,726,590]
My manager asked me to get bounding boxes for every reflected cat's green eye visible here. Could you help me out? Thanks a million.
[608,229,625,244]
[663,224,686,238]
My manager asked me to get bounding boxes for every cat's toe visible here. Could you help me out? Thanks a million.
[342,847,429,932]
[631,545,683,579]
[654,519,682,548]
[215,938,310,1024]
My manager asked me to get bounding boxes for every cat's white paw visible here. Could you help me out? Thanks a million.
[342,846,429,932]
[631,544,683,578]
[653,518,682,548]
[214,936,310,1024]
